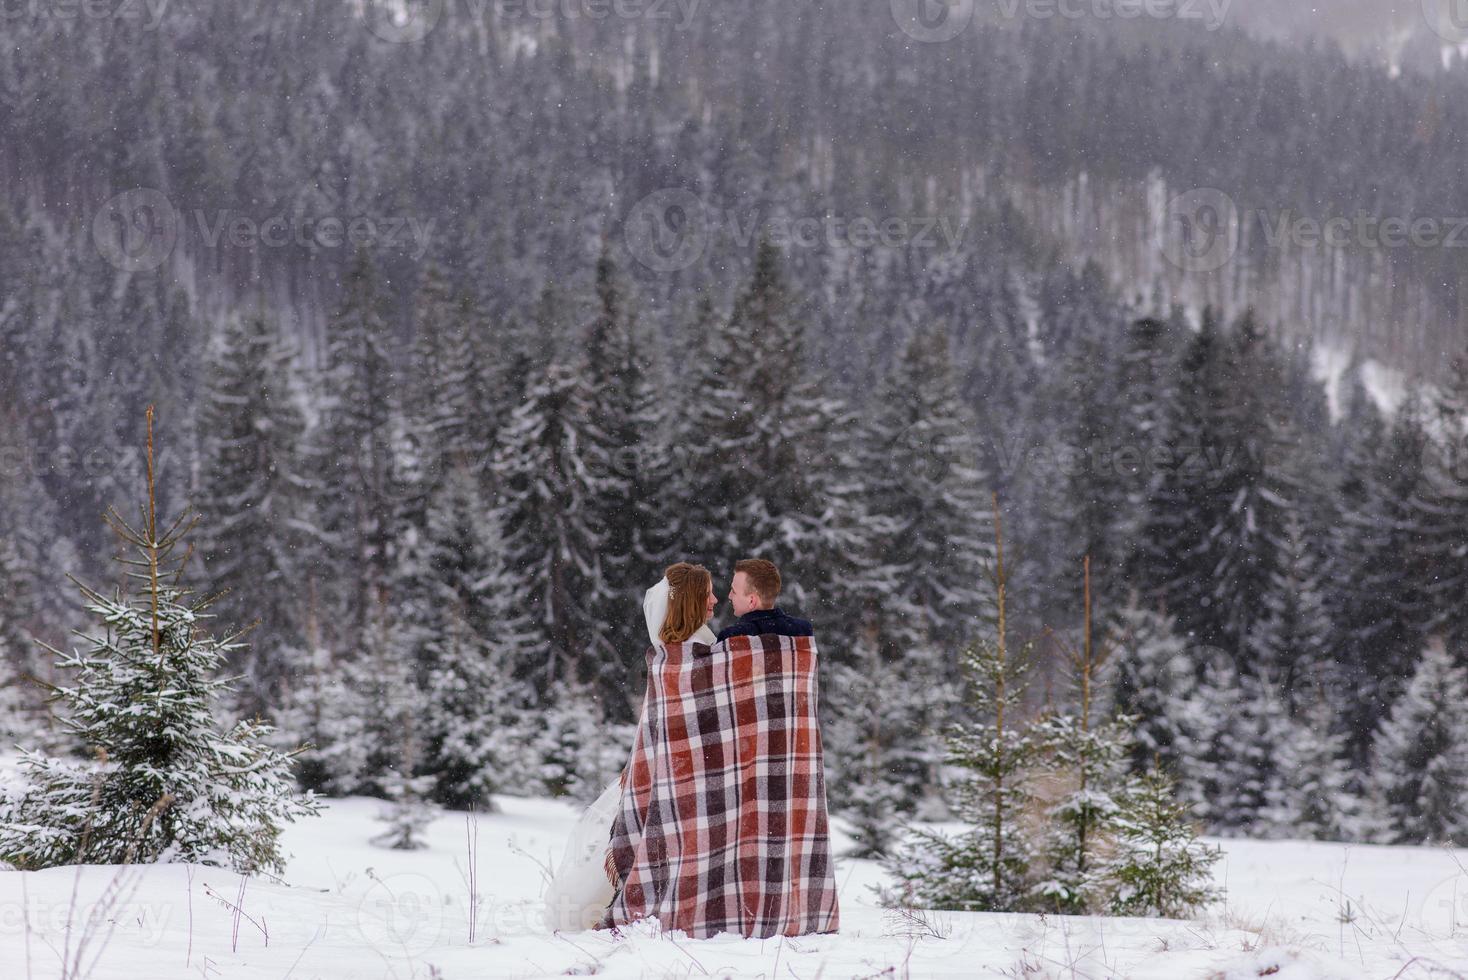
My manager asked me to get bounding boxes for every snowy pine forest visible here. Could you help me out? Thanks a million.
[4,4,1468,969]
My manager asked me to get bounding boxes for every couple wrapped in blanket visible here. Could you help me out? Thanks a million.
[542,558,841,940]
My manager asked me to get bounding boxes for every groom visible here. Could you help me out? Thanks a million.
[716,558,814,642]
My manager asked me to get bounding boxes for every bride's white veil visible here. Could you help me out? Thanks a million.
[643,576,673,648]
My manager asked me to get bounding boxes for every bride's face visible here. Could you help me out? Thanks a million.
[705,588,718,623]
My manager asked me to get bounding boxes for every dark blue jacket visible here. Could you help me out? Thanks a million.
[715,607,815,643]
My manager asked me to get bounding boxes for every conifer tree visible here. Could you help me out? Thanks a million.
[879,496,1039,912]
[1131,311,1297,663]
[1249,510,1335,715]
[1414,353,1468,652]
[1368,642,1468,846]
[840,325,995,810]
[1171,654,1246,830]
[344,595,430,799]
[1034,558,1133,915]
[1116,315,1182,505]
[422,577,539,810]
[409,261,488,470]
[1054,329,1132,616]
[1331,393,1434,763]
[533,680,636,805]
[861,326,996,652]
[0,537,37,741]
[1270,694,1360,841]
[267,643,369,798]
[309,250,398,654]
[822,626,921,858]
[579,245,666,719]
[1217,668,1292,835]
[674,241,863,623]
[1104,764,1222,919]
[1098,603,1196,776]
[0,409,319,873]
[1130,309,1229,640]
[371,772,437,851]
[490,358,603,690]
[195,309,310,715]
[1198,312,1298,660]
[371,688,437,851]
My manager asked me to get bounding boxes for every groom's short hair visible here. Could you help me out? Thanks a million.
[735,558,781,607]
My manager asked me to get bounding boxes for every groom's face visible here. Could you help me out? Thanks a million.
[729,571,763,617]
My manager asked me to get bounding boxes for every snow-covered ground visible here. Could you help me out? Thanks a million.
[2,771,1467,979]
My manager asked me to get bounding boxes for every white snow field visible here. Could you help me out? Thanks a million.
[2,787,1467,980]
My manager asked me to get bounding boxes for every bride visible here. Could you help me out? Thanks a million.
[541,562,717,932]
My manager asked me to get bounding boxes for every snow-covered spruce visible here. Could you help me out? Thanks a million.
[266,643,370,798]
[0,535,40,742]
[1172,658,1294,837]
[1327,387,1435,765]
[822,628,917,859]
[533,680,636,806]
[0,573,319,873]
[832,324,994,821]
[0,412,319,875]
[877,507,1039,913]
[194,309,311,718]
[1368,640,1468,846]
[1414,355,1468,655]
[1104,765,1223,919]
[876,626,1041,913]
[1269,694,1362,842]
[1033,711,1132,915]
[1096,603,1195,776]
[672,239,866,636]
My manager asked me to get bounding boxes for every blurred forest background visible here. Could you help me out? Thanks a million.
[2,1,1468,846]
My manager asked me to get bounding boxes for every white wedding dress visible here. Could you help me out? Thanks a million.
[540,577,717,932]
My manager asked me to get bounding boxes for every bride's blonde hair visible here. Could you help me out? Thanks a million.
[659,562,712,644]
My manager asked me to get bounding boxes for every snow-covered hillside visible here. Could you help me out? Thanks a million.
[2,775,1465,979]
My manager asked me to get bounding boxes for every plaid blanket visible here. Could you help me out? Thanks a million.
[598,632,841,939]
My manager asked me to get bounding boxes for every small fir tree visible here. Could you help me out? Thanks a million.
[371,704,437,851]
[1034,557,1134,915]
[0,408,320,873]
[1104,764,1223,919]
[879,495,1039,913]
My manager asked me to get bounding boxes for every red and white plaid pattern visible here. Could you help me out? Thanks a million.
[598,632,841,939]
